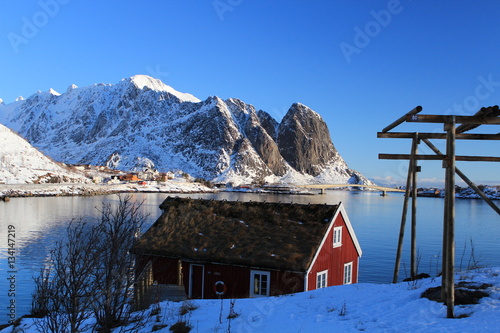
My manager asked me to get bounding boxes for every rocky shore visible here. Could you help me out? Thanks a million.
[0,181,215,200]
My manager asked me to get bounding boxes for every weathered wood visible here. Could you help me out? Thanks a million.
[178,259,183,286]
[422,138,500,215]
[382,106,422,132]
[444,116,456,318]
[407,114,500,125]
[392,159,413,283]
[410,136,418,279]
[456,105,500,134]
[379,154,500,162]
[382,106,500,319]
[377,132,500,140]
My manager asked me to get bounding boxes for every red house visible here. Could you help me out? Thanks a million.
[132,197,362,299]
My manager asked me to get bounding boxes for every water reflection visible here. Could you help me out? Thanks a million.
[0,191,498,324]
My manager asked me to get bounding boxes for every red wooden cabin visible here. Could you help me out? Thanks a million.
[132,197,362,299]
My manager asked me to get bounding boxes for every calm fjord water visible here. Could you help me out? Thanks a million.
[0,191,498,324]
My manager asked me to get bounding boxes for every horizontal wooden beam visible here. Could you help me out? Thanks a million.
[456,105,500,134]
[379,153,500,162]
[382,106,422,133]
[377,132,500,140]
[406,114,500,125]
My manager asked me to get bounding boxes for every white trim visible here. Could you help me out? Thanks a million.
[337,203,363,256]
[306,206,337,278]
[356,259,359,283]
[316,269,328,289]
[306,202,363,278]
[333,226,342,247]
[249,270,270,297]
[189,264,204,298]
[344,262,353,285]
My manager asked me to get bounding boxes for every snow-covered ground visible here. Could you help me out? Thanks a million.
[5,268,500,332]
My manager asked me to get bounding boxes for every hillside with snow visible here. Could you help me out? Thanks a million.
[0,124,89,184]
[4,268,500,332]
[0,75,372,186]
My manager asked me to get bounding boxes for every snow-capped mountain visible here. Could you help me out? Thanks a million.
[0,124,89,184]
[0,75,371,185]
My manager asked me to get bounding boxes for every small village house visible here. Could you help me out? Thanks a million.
[118,173,140,182]
[132,197,362,300]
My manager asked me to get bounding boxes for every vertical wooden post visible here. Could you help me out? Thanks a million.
[443,117,456,318]
[393,135,418,283]
[410,134,419,279]
[393,159,412,283]
[178,259,183,286]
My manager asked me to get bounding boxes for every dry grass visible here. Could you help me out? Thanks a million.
[132,197,338,271]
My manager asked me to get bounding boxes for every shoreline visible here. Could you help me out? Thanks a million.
[0,182,217,200]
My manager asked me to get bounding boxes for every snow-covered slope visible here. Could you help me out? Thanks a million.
[0,124,89,184]
[0,75,371,186]
[6,268,500,332]
[128,75,201,103]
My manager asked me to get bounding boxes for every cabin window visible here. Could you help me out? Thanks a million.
[344,262,353,284]
[250,270,270,297]
[316,270,328,289]
[333,227,342,247]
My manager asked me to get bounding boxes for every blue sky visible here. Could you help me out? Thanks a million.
[1,0,499,186]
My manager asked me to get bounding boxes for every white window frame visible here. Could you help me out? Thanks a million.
[333,226,342,247]
[344,262,353,285]
[316,270,328,289]
[250,270,270,297]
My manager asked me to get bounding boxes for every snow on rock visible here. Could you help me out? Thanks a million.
[127,74,201,103]
[0,124,89,184]
[66,84,78,92]
[48,88,61,96]
[15,96,24,101]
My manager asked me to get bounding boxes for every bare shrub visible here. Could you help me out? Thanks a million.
[32,195,148,333]
[33,219,99,333]
[91,195,147,332]
[179,300,199,316]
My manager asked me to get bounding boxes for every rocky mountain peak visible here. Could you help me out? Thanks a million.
[0,76,371,186]
[278,103,337,176]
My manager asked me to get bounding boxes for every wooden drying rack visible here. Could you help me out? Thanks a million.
[378,105,500,318]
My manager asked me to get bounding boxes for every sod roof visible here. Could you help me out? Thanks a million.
[132,197,339,272]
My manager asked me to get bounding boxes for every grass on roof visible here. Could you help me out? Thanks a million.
[133,197,338,271]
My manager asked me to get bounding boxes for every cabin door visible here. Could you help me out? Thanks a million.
[189,264,204,299]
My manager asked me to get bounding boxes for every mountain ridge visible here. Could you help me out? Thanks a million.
[0,75,372,186]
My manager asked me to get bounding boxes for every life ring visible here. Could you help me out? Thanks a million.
[213,281,227,296]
